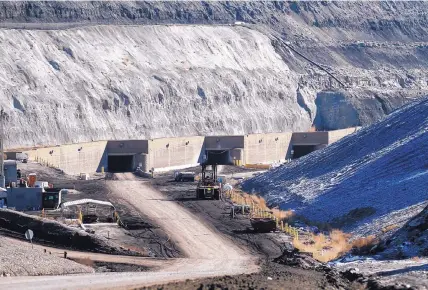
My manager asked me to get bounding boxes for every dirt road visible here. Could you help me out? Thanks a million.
[0,174,257,289]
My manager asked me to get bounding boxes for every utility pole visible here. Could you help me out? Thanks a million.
[0,109,5,188]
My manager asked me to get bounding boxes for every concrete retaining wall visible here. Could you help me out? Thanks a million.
[291,132,329,145]
[204,136,245,150]
[244,133,292,164]
[106,140,148,154]
[328,127,359,143]
[148,136,205,172]
[20,129,357,175]
[24,141,107,175]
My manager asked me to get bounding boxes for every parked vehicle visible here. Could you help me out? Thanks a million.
[174,172,195,182]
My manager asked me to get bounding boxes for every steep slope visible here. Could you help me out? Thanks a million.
[243,96,428,236]
[1,1,428,130]
[0,25,303,148]
[1,1,428,147]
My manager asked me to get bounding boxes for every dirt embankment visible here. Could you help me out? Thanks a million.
[0,209,139,256]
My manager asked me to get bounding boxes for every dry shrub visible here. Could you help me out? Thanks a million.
[271,208,294,220]
[382,224,399,233]
[236,191,376,262]
[352,235,378,248]
[237,192,293,219]
[73,257,94,267]
[293,230,352,262]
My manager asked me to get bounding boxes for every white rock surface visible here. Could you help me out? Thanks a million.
[0,25,306,148]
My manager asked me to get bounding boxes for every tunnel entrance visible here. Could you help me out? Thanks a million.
[292,145,317,159]
[108,154,134,172]
[205,150,232,165]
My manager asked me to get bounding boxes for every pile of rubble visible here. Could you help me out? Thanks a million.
[0,236,93,276]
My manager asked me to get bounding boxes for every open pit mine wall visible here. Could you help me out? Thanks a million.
[2,1,428,147]
[22,129,355,175]
[0,25,304,148]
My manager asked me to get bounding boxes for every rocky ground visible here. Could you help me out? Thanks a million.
[140,249,365,290]
[0,236,93,276]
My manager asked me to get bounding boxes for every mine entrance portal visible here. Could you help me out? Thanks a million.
[292,145,317,159]
[205,149,233,165]
[107,154,134,172]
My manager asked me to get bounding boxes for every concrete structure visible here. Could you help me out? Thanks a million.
[244,133,293,164]
[204,136,244,165]
[106,140,148,172]
[21,128,358,175]
[148,136,205,171]
[25,141,107,175]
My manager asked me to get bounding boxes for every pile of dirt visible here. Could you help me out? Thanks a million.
[0,236,94,276]
[0,209,141,256]
[274,249,368,288]
[273,248,322,270]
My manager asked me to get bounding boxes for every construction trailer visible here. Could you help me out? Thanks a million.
[196,164,221,200]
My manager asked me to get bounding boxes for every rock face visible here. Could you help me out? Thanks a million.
[242,96,428,235]
[0,25,301,148]
[1,1,428,147]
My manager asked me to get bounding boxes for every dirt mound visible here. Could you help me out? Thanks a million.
[0,236,93,276]
[0,209,140,256]
[274,249,368,288]
[273,248,322,270]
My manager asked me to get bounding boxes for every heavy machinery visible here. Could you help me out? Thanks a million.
[196,164,221,200]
